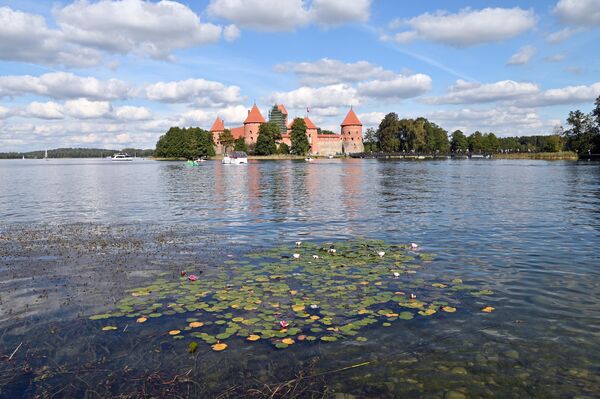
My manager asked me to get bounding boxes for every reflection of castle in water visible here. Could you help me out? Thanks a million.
[209,104,364,156]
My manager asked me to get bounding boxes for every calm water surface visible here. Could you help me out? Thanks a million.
[0,158,599,398]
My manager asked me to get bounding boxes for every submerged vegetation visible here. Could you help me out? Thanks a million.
[90,240,494,352]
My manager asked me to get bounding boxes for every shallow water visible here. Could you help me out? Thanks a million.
[0,158,599,398]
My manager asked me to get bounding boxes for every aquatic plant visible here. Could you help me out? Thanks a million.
[90,240,494,351]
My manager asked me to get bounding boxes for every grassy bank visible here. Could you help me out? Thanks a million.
[492,151,578,160]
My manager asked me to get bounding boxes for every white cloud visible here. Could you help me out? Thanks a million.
[358,111,385,126]
[311,0,371,26]
[144,78,243,105]
[545,27,580,43]
[64,99,112,119]
[0,106,10,119]
[507,45,537,66]
[178,104,248,126]
[427,107,551,136]
[0,72,131,100]
[357,74,432,99]
[424,80,539,104]
[55,0,222,59]
[208,0,371,31]
[269,84,359,109]
[387,7,536,47]
[544,53,565,62]
[0,6,101,67]
[25,101,64,119]
[521,82,600,107]
[554,0,600,27]
[274,58,396,86]
[223,24,241,41]
[113,105,152,121]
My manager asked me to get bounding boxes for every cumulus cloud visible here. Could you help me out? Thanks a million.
[0,72,132,100]
[427,107,552,136]
[386,7,536,47]
[357,74,432,99]
[274,58,397,86]
[0,106,11,119]
[270,84,359,109]
[0,6,101,67]
[113,105,152,121]
[179,104,248,126]
[545,27,580,43]
[55,0,222,59]
[25,101,65,119]
[554,0,600,27]
[208,0,370,31]
[507,45,537,66]
[544,53,565,62]
[144,78,243,105]
[424,80,540,105]
[223,24,241,41]
[358,111,385,126]
[64,99,112,119]
[425,79,600,107]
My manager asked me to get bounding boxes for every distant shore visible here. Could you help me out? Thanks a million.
[491,151,578,160]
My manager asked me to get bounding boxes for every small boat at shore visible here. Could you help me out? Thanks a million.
[111,153,133,161]
[223,151,247,164]
[305,157,314,162]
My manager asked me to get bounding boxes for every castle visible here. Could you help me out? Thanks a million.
[209,104,364,156]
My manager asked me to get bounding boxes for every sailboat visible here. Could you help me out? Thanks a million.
[44,149,49,161]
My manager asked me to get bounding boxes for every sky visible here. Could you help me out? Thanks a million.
[0,0,599,151]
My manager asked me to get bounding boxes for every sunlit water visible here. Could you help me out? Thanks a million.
[0,158,599,398]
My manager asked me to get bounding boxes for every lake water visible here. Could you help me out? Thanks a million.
[0,158,599,398]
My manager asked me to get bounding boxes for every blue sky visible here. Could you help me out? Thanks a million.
[0,0,599,151]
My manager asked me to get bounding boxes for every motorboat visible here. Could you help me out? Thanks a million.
[222,151,247,164]
[111,153,133,161]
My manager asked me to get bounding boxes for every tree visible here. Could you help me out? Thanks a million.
[254,122,281,155]
[377,113,401,152]
[422,120,449,153]
[155,127,214,159]
[563,110,597,154]
[450,130,468,153]
[219,129,235,153]
[544,135,563,152]
[363,127,378,152]
[468,131,484,153]
[290,118,309,155]
[482,132,499,153]
[277,142,290,154]
[234,137,248,152]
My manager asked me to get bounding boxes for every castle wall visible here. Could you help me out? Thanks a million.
[315,135,343,156]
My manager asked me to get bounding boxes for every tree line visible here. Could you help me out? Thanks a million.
[0,147,154,159]
[364,95,600,155]
[155,127,215,159]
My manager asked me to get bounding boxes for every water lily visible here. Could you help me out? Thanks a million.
[410,243,419,249]
[410,293,417,299]
[310,304,319,309]
[393,272,400,278]
[377,251,385,257]
[279,320,289,328]
[328,248,336,254]
[295,241,302,247]
[312,255,319,259]
[188,274,198,282]
[293,253,300,259]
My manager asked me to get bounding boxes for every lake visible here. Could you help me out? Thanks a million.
[0,158,599,398]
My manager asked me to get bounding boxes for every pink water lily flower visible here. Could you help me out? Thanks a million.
[279,320,289,329]
[188,274,198,282]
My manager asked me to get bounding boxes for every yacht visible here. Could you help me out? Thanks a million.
[222,152,248,164]
[111,153,133,161]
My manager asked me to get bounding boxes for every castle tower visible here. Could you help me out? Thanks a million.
[304,116,318,154]
[269,104,288,135]
[341,107,363,154]
[244,103,266,145]
[210,116,225,154]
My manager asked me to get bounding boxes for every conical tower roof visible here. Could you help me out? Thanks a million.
[303,116,317,129]
[341,108,362,126]
[244,104,266,124]
[210,116,225,132]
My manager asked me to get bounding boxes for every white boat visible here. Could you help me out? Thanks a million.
[222,151,247,164]
[305,157,314,162]
[327,155,334,159]
[111,153,133,161]
[44,149,49,161]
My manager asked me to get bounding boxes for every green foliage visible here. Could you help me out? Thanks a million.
[363,127,378,152]
[450,130,468,153]
[468,131,484,153]
[290,118,310,155]
[376,113,448,153]
[377,113,401,152]
[155,127,215,159]
[234,137,248,153]
[319,129,336,135]
[544,135,563,152]
[254,122,281,155]
[219,129,235,153]
[277,142,290,154]
[563,109,599,154]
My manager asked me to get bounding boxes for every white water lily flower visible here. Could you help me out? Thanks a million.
[328,248,336,254]
[310,304,318,309]
[393,272,400,278]
[410,243,419,249]
[295,241,302,247]
[312,255,319,259]
[377,251,385,257]
[293,253,300,259]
